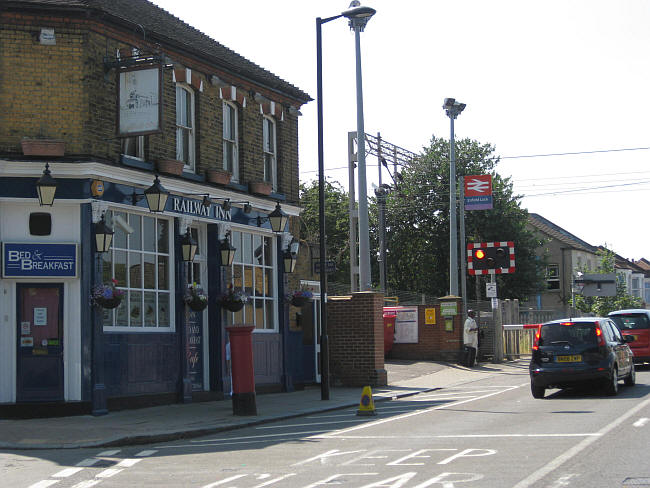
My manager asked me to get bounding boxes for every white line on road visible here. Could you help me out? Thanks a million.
[633,417,649,427]
[27,481,59,488]
[76,458,101,467]
[95,450,120,457]
[135,449,158,457]
[52,467,84,478]
[312,433,601,439]
[70,481,102,488]
[95,468,123,478]
[252,473,296,487]
[512,395,650,488]
[256,419,377,429]
[201,474,247,487]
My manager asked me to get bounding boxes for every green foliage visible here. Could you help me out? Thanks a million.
[571,249,642,316]
[298,180,353,284]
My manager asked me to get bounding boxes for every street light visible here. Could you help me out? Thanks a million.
[316,1,375,401]
[443,97,466,296]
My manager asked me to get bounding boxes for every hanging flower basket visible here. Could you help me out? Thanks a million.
[286,290,313,308]
[184,283,208,311]
[217,285,249,312]
[91,279,124,309]
[206,169,232,185]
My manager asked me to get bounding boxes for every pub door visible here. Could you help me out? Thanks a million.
[16,284,64,402]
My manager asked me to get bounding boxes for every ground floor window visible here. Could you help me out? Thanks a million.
[224,230,276,331]
[101,209,173,330]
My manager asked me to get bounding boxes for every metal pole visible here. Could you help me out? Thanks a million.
[377,132,386,294]
[459,176,467,317]
[316,17,330,400]
[353,25,372,291]
[348,131,358,293]
[449,116,458,296]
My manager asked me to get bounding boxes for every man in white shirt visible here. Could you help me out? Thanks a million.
[463,310,479,367]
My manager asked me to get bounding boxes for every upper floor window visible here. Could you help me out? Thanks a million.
[121,136,144,160]
[547,264,560,290]
[263,116,276,190]
[223,102,239,181]
[176,84,195,170]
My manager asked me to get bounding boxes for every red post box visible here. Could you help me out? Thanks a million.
[383,313,396,355]
[226,325,257,416]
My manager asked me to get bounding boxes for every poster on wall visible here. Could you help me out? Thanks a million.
[392,307,419,344]
[117,65,162,136]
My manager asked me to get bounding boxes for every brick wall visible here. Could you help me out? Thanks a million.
[328,292,387,387]
[389,301,464,362]
[0,11,303,203]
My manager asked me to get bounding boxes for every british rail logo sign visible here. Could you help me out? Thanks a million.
[464,175,493,210]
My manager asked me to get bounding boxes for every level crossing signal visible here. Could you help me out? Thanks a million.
[467,241,515,275]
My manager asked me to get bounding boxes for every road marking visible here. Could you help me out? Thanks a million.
[512,395,650,488]
[256,419,376,429]
[314,433,601,439]
[70,481,102,488]
[95,450,120,457]
[633,417,649,427]
[96,468,123,478]
[76,458,101,467]
[27,481,59,488]
[201,474,246,487]
[252,473,296,486]
[115,458,141,468]
[135,449,158,457]
[322,386,521,436]
[52,467,84,478]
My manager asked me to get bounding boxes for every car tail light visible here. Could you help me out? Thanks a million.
[532,326,541,351]
[595,325,606,346]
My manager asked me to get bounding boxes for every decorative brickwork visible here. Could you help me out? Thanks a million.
[328,292,387,387]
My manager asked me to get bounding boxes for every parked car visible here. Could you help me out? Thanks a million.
[529,317,635,399]
[608,309,650,364]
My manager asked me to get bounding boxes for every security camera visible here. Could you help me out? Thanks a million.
[113,214,134,234]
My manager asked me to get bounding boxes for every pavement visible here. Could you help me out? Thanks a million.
[0,359,528,450]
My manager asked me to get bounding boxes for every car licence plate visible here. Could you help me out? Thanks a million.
[556,355,582,362]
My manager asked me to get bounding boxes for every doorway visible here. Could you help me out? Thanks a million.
[16,284,64,402]
[301,299,321,384]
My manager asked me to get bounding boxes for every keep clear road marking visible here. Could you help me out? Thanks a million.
[512,395,650,488]
[633,417,649,427]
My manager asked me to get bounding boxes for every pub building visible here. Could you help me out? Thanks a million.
[0,0,311,415]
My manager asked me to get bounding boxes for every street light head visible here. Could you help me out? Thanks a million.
[443,98,456,110]
[443,97,466,119]
[342,2,376,30]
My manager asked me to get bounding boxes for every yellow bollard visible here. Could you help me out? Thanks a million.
[356,385,377,416]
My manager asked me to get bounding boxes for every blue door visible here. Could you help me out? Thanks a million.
[17,284,64,402]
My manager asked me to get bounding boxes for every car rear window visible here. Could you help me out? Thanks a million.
[610,313,650,330]
[540,323,598,345]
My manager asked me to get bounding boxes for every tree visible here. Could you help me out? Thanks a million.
[380,135,547,300]
[572,249,642,316]
[298,180,352,285]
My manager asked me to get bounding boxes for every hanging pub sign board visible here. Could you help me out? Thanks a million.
[464,175,493,210]
[2,243,78,278]
[117,65,162,136]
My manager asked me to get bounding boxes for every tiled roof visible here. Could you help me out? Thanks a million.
[5,0,312,103]
[528,213,598,253]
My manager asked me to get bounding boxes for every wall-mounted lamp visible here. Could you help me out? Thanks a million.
[180,228,198,262]
[256,202,288,233]
[36,163,57,206]
[283,239,300,273]
[220,230,237,266]
[94,213,114,253]
[131,174,170,213]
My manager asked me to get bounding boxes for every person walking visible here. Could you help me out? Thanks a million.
[463,310,479,367]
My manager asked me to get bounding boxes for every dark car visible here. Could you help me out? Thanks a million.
[529,317,635,398]
[608,309,650,364]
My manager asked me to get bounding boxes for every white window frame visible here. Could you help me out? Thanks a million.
[263,116,277,190]
[102,209,175,332]
[176,83,195,171]
[222,101,239,181]
[121,135,144,159]
[224,228,277,332]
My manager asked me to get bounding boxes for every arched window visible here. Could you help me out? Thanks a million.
[176,83,195,170]
[223,101,239,181]
[262,116,276,190]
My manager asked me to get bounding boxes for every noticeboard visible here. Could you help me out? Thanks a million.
[392,307,419,344]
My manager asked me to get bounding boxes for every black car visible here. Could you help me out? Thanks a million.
[529,317,636,398]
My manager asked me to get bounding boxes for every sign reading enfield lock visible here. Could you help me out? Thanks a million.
[2,243,77,278]
[464,174,493,210]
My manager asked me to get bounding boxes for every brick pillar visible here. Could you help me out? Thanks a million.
[328,292,387,387]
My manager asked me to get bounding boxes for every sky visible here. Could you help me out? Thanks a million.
[150,0,650,261]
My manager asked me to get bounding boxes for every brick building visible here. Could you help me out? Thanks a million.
[0,0,311,414]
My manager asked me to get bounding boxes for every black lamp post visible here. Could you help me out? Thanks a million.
[36,163,57,206]
[181,229,198,262]
[220,230,236,266]
[94,214,114,253]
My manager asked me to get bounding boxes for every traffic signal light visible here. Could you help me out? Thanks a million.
[467,241,515,275]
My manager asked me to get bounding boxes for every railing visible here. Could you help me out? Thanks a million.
[503,324,538,360]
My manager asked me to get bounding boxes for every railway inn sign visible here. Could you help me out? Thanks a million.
[171,196,231,220]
